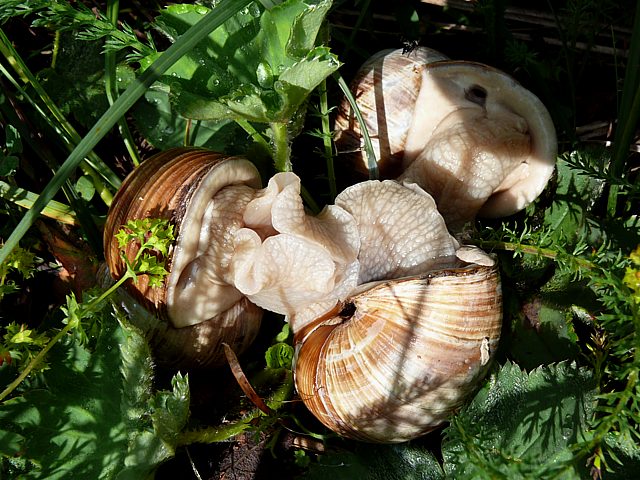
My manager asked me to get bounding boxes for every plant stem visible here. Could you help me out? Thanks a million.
[176,372,293,446]
[0,322,74,402]
[318,78,337,200]
[0,28,121,199]
[235,119,271,152]
[332,72,378,179]
[0,272,132,403]
[0,0,253,267]
[0,180,79,226]
[476,239,595,270]
[606,0,640,216]
[270,121,291,172]
[105,0,141,167]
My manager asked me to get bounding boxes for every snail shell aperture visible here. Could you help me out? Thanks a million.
[294,259,501,443]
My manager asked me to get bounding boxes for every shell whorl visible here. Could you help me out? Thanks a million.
[294,262,502,443]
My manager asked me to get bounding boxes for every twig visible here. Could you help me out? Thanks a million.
[223,343,273,416]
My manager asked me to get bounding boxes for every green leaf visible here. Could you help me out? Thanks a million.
[0,314,190,479]
[543,155,606,246]
[40,33,110,128]
[75,175,95,201]
[130,89,250,152]
[265,342,294,369]
[149,0,339,124]
[508,298,581,369]
[4,124,22,155]
[602,431,640,479]
[442,361,597,479]
[0,155,18,177]
[306,443,444,480]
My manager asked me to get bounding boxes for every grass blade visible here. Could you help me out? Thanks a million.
[0,0,252,265]
[607,0,640,215]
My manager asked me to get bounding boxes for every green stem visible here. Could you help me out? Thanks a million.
[606,0,640,216]
[475,239,595,270]
[0,322,74,402]
[236,119,271,153]
[318,78,337,200]
[300,185,320,215]
[270,121,291,172]
[332,72,378,179]
[0,181,79,226]
[0,272,133,403]
[176,371,293,446]
[0,0,252,267]
[105,0,141,167]
[0,28,121,199]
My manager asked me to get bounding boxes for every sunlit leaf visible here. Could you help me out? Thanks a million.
[0,316,190,479]
[146,0,339,124]
[307,443,444,480]
[442,361,596,479]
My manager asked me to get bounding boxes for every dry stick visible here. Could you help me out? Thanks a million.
[223,343,274,416]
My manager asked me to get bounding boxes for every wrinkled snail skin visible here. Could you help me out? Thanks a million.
[335,48,557,229]
[103,147,264,367]
[293,260,502,443]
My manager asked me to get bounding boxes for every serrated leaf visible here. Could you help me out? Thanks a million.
[147,0,339,125]
[442,361,596,479]
[39,32,110,128]
[602,431,640,479]
[543,156,606,246]
[306,443,444,480]
[265,342,293,369]
[509,298,581,369]
[0,312,190,479]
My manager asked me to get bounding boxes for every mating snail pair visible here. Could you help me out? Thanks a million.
[103,48,557,443]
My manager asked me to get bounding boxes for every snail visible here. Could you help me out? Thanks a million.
[292,180,502,443]
[334,47,557,230]
[103,148,264,367]
[103,147,502,442]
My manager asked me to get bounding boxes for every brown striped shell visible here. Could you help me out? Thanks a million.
[103,147,263,368]
[334,47,448,179]
[294,257,502,443]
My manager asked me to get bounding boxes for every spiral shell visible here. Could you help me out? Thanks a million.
[103,147,264,367]
[294,260,502,443]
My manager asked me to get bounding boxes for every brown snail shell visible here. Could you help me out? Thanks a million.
[334,47,448,179]
[334,47,557,229]
[103,147,263,368]
[294,259,502,443]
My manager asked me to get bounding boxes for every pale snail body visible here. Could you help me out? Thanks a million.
[335,47,557,229]
[104,147,503,442]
